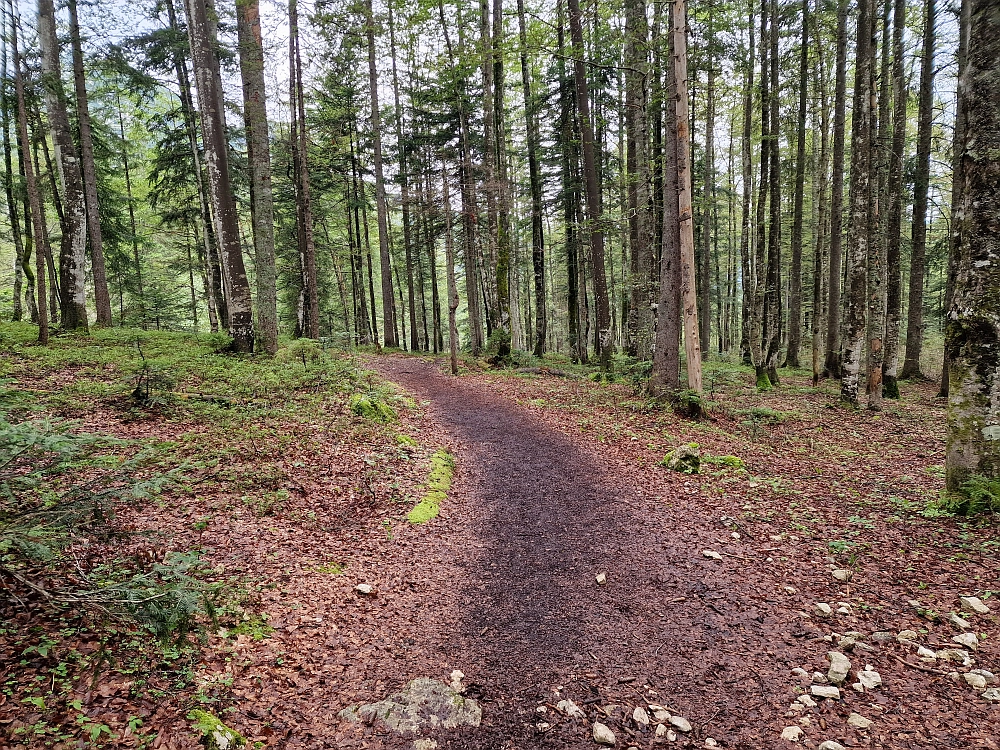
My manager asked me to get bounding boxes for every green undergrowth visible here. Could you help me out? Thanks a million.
[408,449,455,524]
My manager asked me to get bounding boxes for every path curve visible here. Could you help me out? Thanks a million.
[375,357,796,749]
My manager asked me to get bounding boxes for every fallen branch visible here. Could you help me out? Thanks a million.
[891,653,950,675]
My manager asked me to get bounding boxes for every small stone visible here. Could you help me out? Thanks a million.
[355,583,374,595]
[556,699,586,719]
[847,713,873,730]
[839,636,857,651]
[450,670,465,692]
[785,585,797,594]
[832,569,853,582]
[982,687,1000,702]
[655,724,667,738]
[413,740,437,750]
[731,531,741,539]
[632,707,649,727]
[812,672,829,685]
[936,648,973,666]
[796,695,817,708]
[667,730,677,741]
[705,739,719,748]
[702,550,723,560]
[815,602,833,616]
[916,646,937,660]
[948,671,961,682]
[960,596,991,615]
[964,672,988,690]
[811,685,841,700]
[971,668,997,684]
[818,742,846,750]
[593,721,616,746]
[897,629,919,642]
[791,668,810,679]
[953,632,979,651]
[669,716,692,733]
[798,716,811,726]
[536,705,548,714]
[851,682,864,693]
[836,606,851,615]
[537,722,550,731]
[781,725,804,742]
[857,669,882,690]
[596,572,607,585]
[947,612,971,630]
[871,631,893,643]
[827,651,852,685]
[652,709,671,722]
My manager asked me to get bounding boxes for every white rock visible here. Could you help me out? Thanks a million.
[593,721,617,746]
[917,646,937,659]
[632,707,649,727]
[556,699,586,719]
[791,667,810,678]
[667,730,677,741]
[964,672,988,690]
[355,583,374,595]
[832,569,853,582]
[815,603,833,616]
[847,713,873,730]
[450,670,465,692]
[705,739,719,748]
[960,596,990,615]
[653,709,671,722]
[897,629,919,641]
[953,632,979,651]
[536,705,548,714]
[937,648,974,667]
[851,683,864,693]
[780,726,804,742]
[798,716,811,726]
[947,612,971,630]
[596,572,607,585]
[857,669,882,690]
[669,716,692,733]
[812,672,828,685]
[818,742,846,750]
[702,550,723,560]
[413,740,437,750]
[836,606,851,615]
[982,687,1000,702]
[827,651,852,685]
[796,695,817,708]
[810,685,841,700]
[655,724,667,738]
[785,585,797,594]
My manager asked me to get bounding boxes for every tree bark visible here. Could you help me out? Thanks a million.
[883,0,907,398]
[901,0,936,379]
[237,0,278,354]
[38,0,88,330]
[10,0,46,343]
[67,0,111,327]
[567,0,612,368]
[185,0,254,351]
[945,0,1000,492]
[739,6,755,366]
[787,0,809,369]
[763,0,783,385]
[840,0,875,405]
[824,0,849,378]
[442,162,460,375]
[698,8,714,359]
[672,0,703,392]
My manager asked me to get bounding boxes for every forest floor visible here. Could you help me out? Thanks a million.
[1,328,998,750]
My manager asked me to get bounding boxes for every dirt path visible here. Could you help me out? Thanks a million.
[375,357,799,749]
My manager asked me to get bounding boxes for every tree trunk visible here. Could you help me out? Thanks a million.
[442,162,460,375]
[237,0,278,354]
[840,0,875,405]
[698,12,714,358]
[812,15,831,387]
[290,0,319,339]
[739,7,755,366]
[672,0,703,392]
[763,0,783,385]
[940,0,970,399]
[824,0,849,378]
[882,0,907,398]
[945,0,1000,492]
[650,17,681,395]
[567,0,612,368]
[901,0,936,380]
[67,0,111,327]
[185,0,254,351]
[10,0,46,343]
[38,0,88,330]
[787,0,809,369]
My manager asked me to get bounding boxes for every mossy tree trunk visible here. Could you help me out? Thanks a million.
[945,0,1000,492]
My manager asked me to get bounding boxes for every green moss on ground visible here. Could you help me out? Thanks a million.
[408,450,455,524]
[349,393,398,423]
[189,709,246,750]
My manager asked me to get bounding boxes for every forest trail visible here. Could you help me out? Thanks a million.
[375,356,792,749]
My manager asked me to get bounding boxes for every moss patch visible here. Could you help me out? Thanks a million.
[349,393,397,423]
[189,709,246,750]
[408,450,455,524]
